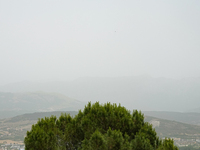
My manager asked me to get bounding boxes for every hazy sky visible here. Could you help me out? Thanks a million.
[0,0,200,85]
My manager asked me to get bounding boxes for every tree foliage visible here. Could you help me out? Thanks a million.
[24,102,178,150]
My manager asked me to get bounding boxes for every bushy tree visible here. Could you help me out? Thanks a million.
[24,116,65,150]
[157,138,178,150]
[24,102,178,150]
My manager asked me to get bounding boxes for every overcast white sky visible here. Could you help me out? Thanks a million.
[0,0,200,85]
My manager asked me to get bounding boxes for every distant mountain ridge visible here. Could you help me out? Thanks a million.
[5,111,78,123]
[0,91,86,119]
[1,76,200,112]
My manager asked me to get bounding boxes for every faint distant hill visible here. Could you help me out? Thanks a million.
[5,111,78,123]
[187,107,200,113]
[0,76,200,112]
[0,92,86,119]
[143,111,200,126]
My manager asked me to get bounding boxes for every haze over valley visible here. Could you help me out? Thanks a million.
[0,0,200,149]
[1,0,200,112]
[1,76,200,112]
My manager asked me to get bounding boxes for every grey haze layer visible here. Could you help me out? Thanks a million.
[0,76,200,112]
[0,0,200,85]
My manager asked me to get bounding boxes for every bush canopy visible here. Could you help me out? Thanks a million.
[24,102,178,150]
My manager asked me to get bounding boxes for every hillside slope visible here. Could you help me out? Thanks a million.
[1,76,200,112]
[143,111,200,125]
[144,116,200,139]
[0,92,85,118]
[1,111,200,143]
[0,111,78,142]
